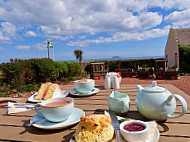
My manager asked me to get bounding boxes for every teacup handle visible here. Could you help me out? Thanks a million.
[35,103,42,114]
[166,94,187,118]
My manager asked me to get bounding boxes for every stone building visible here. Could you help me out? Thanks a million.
[165,28,190,68]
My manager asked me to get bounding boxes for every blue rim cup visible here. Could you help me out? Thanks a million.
[74,79,95,94]
[35,97,74,122]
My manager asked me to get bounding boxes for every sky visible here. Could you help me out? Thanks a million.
[0,0,190,63]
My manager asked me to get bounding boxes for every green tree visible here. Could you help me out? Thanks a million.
[74,49,83,65]
[178,44,190,73]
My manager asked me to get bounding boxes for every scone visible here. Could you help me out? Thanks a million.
[75,114,114,142]
[35,82,62,100]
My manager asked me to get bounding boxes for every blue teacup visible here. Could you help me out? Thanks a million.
[108,91,130,115]
[74,79,95,94]
[35,97,74,122]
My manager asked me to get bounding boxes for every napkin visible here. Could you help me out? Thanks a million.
[104,111,159,142]
[7,102,34,114]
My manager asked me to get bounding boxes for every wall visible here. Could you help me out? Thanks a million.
[80,62,89,73]
[165,29,179,68]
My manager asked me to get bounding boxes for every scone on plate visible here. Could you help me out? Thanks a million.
[35,82,62,100]
[75,114,114,142]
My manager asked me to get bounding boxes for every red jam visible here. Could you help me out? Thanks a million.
[124,123,145,132]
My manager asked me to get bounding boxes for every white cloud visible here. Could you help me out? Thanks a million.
[1,22,17,37]
[125,0,190,12]
[33,42,47,51]
[0,31,10,41]
[0,0,162,35]
[67,26,170,47]
[163,0,190,10]
[0,6,6,15]
[0,22,17,43]
[25,31,37,37]
[164,9,190,26]
[49,35,73,41]
[15,45,31,50]
[78,35,86,39]
[0,0,190,46]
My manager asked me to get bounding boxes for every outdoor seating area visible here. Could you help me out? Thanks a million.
[1,1,190,142]
[90,62,108,79]
[0,79,190,142]
[115,59,179,79]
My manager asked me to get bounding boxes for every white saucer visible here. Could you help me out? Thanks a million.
[70,126,159,142]
[30,108,85,130]
[70,88,99,96]
[27,90,69,103]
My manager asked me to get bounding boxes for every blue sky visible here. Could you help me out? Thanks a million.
[0,0,190,63]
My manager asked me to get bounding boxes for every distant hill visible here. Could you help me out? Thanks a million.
[111,56,121,60]
[59,56,164,62]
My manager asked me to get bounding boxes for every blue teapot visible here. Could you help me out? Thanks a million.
[136,81,187,121]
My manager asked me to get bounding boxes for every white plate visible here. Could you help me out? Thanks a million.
[30,108,85,130]
[27,90,69,103]
[70,126,159,142]
[69,88,100,96]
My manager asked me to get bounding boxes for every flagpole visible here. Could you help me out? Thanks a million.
[53,45,54,61]
[47,41,50,58]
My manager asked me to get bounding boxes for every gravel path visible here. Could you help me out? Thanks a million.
[95,76,190,96]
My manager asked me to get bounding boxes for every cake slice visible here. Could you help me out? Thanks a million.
[35,82,62,100]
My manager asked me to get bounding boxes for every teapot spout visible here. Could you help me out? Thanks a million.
[136,85,144,92]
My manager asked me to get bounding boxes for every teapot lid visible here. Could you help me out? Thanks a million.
[143,81,166,93]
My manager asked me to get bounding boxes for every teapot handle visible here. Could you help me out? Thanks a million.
[166,94,187,118]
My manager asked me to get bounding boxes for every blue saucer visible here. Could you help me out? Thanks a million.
[30,108,85,130]
[70,88,100,96]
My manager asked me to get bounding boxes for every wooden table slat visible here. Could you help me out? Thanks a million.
[0,84,190,142]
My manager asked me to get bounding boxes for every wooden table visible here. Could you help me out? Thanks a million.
[0,84,190,142]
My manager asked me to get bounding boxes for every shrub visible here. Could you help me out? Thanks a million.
[19,84,38,93]
[0,92,10,97]
[64,61,81,76]
[107,61,118,71]
[81,73,88,77]
[179,44,190,73]
[67,76,75,81]
[35,58,57,82]
[54,61,68,79]
[0,62,23,88]
[0,58,82,88]
[21,59,38,84]
[0,70,4,84]
[0,83,11,92]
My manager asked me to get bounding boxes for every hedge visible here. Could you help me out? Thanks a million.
[179,44,190,73]
[0,58,81,88]
[64,61,81,76]
[54,61,68,79]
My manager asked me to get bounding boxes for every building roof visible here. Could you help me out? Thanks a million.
[173,28,190,45]
[90,62,104,65]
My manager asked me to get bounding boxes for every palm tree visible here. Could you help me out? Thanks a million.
[74,49,83,65]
